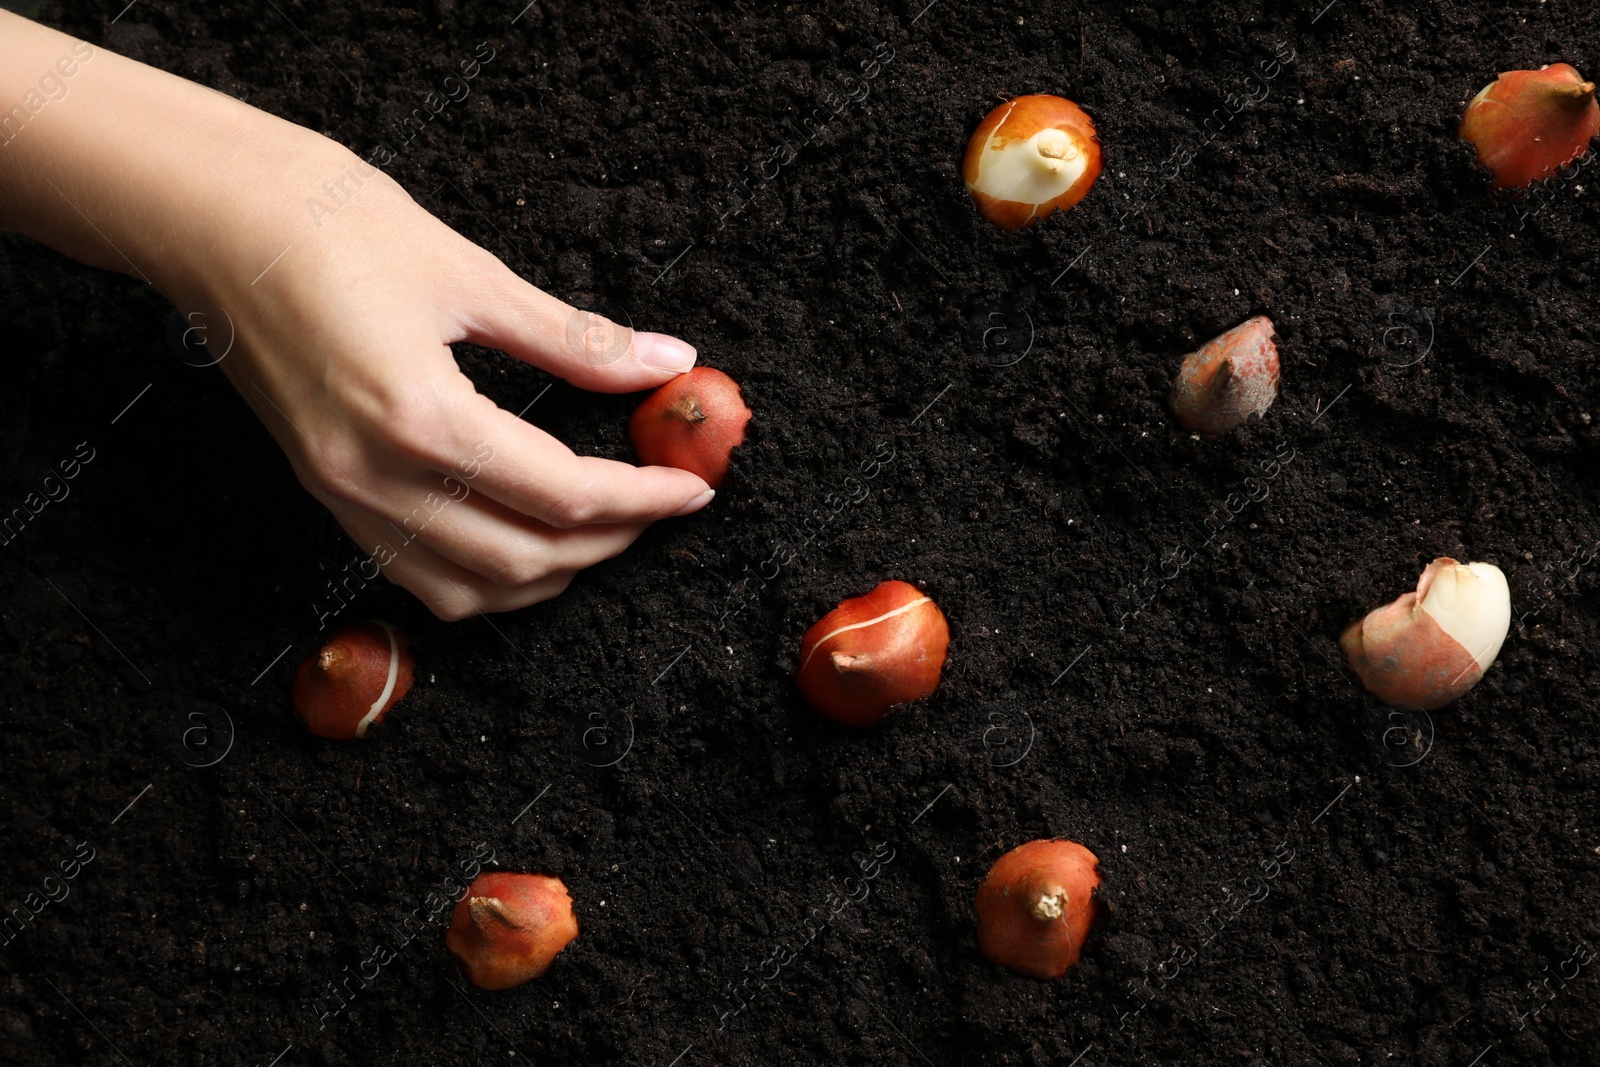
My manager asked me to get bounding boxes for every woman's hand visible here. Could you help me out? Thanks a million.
[196,132,714,620]
[0,13,713,620]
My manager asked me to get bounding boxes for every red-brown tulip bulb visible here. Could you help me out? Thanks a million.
[290,620,414,740]
[1460,64,1600,190]
[629,367,751,489]
[796,580,949,725]
[445,872,578,991]
[975,838,1102,979]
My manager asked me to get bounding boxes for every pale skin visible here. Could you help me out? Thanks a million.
[0,12,713,620]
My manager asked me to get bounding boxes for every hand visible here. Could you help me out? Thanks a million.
[0,14,714,620]
[196,131,714,621]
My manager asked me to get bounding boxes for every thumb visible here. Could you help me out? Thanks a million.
[458,260,697,392]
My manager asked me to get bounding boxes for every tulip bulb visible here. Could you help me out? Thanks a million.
[963,94,1101,231]
[445,872,579,991]
[1340,558,1511,711]
[1168,316,1280,435]
[1459,64,1600,190]
[629,367,751,489]
[795,580,949,725]
[974,839,1101,979]
[291,620,415,740]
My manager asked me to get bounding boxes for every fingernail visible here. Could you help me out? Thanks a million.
[673,489,715,517]
[636,332,698,373]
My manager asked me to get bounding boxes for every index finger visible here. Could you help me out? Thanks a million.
[456,259,699,393]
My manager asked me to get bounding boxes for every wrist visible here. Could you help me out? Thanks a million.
[154,110,373,306]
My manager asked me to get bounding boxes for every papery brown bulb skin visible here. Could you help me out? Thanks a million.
[445,872,579,991]
[1168,316,1280,435]
[963,94,1101,231]
[975,839,1101,979]
[795,580,950,725]
[1459,64,1600,190]
[290,620,414,740]
[629,367,752,489]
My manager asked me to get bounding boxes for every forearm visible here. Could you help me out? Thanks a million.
[0,11,359,300]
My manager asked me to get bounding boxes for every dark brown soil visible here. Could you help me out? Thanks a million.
[3,1,1599,1065]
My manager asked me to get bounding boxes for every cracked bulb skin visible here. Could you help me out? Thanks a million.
[445,872,579,991]
[1459,64,1600,190]
[795,580,949,725]
[963,94,1101,231]
[1169,316,1280,435]
[290,620,414,740]
[629,367,751,490]
[975,839,1101,979]
[1340,558,1511,711]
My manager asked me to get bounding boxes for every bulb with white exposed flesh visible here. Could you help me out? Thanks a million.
[1340,558,1511,711]
[963,94,1101,231]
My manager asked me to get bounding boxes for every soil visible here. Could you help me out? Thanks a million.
[2,0,1599,1065]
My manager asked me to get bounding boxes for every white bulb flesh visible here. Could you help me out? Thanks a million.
[1419,561,1510,671]
[970,126,1088,207]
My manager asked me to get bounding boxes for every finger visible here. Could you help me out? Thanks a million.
[434,391,714,528]
[282,358,712,530]
[367,472,652,589]
[330,502,575,620]
[456,259,698,391]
